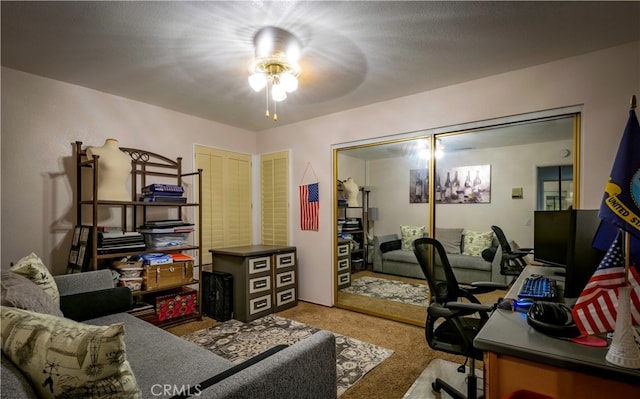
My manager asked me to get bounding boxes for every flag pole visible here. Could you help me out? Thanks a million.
[626,94,637,285]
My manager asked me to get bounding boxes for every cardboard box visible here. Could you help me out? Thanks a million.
[143,260,193,290]
[155,287,197,321]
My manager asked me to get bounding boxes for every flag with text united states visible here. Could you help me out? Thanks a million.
[593,107,640,257]
[300,182,319,231]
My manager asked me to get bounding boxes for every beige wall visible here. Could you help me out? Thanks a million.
[258,41,640,306]
[2,42,639,306]
[1,68,256,273]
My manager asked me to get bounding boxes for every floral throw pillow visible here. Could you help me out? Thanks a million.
[0,306,141,399]
[400,225,425,251]
[462,230,494,257]
[10,252,60,306]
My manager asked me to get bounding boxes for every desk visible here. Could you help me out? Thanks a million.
[474,265,640,398]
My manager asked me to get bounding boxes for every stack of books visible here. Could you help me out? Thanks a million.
[137,253,173,265]
[137,219,195,234]
[140,183,187,203]
[97,229,146,254]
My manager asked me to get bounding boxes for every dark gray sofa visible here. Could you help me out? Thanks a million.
[372,231,507,284]
[1,270,337,399]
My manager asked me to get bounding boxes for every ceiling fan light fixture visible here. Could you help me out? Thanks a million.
[271,82,287,102]
[248,72,267,92]
[280,72,298,93]
[248,26,302,121]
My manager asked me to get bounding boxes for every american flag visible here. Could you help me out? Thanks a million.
[300,182,319,231]
[571,231,640,336]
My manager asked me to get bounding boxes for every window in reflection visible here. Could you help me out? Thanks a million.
[538,165,574,210]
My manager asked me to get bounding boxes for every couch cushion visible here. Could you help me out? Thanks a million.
[1,353,39,399]
[436,228,464,254]
[86,312,233,398]
[448,254,492,272]
[0,306,141,399]
[462,230,494,257]
[383,249,419,264]
[9,253,60,305]
[1,272,63,317]
[400,225,425,251]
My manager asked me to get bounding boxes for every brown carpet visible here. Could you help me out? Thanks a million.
[166,289,505,399]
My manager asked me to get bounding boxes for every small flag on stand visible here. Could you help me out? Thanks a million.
[572,96,640,368]
[300,182,319,231]
[572,232,640,336]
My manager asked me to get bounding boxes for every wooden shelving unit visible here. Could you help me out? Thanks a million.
[73,141,203,327]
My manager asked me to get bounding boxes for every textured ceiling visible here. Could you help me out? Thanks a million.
[2,1,639,132]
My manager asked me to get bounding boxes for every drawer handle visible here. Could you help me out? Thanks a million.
[254,262,267,269]
[280,275,292,283]
[255,300,268,309]
[169,266,175,272]
[281,293,292,301]
[255,281,267,289]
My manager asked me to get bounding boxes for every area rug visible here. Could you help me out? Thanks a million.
[402,358,482,399]
[182,314,394,396]
[340,276,429,307]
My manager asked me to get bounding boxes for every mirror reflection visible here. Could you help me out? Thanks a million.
[335,113,579,326]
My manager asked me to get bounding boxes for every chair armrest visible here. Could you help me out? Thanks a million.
[170,345,289,399]
[379,239,401,253]
[445,302,493,313]
[469,281,509,292]
[54,269,115,296]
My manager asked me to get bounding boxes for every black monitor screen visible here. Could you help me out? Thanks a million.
[533,210,571,267]
[534,209,605,298]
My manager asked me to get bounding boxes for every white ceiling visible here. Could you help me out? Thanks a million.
[2,1,639,132]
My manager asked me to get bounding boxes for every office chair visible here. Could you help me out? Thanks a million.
[413,237,507,399]
[491,225,534,276]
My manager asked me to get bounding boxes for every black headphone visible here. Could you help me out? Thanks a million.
[526,302,580,338]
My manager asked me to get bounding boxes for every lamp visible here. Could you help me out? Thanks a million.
[248,26,301,121]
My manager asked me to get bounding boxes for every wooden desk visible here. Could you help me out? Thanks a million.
[474,265,640,398]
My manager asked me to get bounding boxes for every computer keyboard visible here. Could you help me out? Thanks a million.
[518,275,557,301]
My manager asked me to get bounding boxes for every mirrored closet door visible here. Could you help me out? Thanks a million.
[334,111,580,326]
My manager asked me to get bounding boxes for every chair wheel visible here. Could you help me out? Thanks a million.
[432,381,441,392]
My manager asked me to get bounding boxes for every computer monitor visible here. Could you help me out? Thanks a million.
[533,209,605,299]
[533,210,572,268]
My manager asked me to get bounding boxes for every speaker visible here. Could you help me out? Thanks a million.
[202,270,233,321]
[526,302,580,338]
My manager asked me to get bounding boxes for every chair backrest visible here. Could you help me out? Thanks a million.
[413,237,461,304]
[491,225,513,253]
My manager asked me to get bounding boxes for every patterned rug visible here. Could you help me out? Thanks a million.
[340,276,429,307]
[182,314,394,397]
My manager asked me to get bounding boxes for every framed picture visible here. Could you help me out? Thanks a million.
[72,226,81,246]
[409,169,429,203]
[80,226,90,243]
[435,164,491,204]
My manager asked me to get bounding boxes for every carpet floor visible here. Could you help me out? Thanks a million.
[167,289,505,399]
[181,314,394,397]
